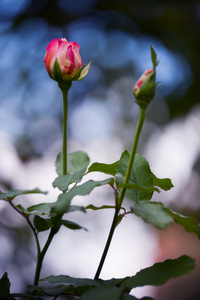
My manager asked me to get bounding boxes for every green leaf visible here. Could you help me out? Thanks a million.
[53,173,83,192]
[51,178,114,215]
[86,204,116,211]
[131,202,173,229]
[0,273,10,300]
[40,275,154,299]
[164,206,200,239]
[16,204,47,216]
[51,192,72,215]
[43,286,73,296]
[81,285,123,300]
[102,278,126,286]
[122,294,154,300]
[55,151,90,176]
[118,183,159,194]
[0,188,47,201]
[88,161,118,176]
[150,45,158,68]
[41,275,101,287]
[27,202,53,214]
[27,284,68,297]
[38,275,100,297]
[122,255,195,290]
[70,178,114,196]
[10,293,43,299]
[34,215,52,232]
[61,219,88,231]
[53,152,90,191]
[16,204,30,215]
[68,205,86,213]
[152,174,173,191]
[30,178,113,217]
[115,151,154,203]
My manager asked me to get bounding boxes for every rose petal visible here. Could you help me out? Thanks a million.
[44,39,60,75]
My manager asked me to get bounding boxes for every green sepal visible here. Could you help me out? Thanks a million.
[78,61,91,80]
[58,80,72,93]
[70,64,85,81]
[52,58,64,82]
[150,45,159,68]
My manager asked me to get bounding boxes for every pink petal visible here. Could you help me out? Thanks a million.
[144,68,154,76]
[44,39,60,74]
[73,42,82,68]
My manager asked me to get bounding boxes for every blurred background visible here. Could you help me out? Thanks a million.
[0,0,200,299]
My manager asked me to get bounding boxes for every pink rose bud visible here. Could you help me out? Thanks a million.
[133,68,156,108]
[44,38,83,82]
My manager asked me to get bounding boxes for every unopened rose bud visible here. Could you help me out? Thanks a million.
[133,68,156,108]
[44,38,90,83]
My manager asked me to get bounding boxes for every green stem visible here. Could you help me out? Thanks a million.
[94,107,146,280]
[58,81,72,175]
[33,228,55,286]
[33,82,72,285]
[118,107,146,207]
[8,200,41,259]
[62,90,68,175]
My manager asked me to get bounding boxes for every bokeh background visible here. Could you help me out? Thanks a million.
[0,0,200,299]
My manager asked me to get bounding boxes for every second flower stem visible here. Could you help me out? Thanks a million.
[94,107,146,280]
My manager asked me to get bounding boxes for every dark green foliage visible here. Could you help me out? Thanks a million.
[163,205,200,239]
[122,255,195,289]
[34,215,52,232]
[36,256,194,299]
[0,273,10,300]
